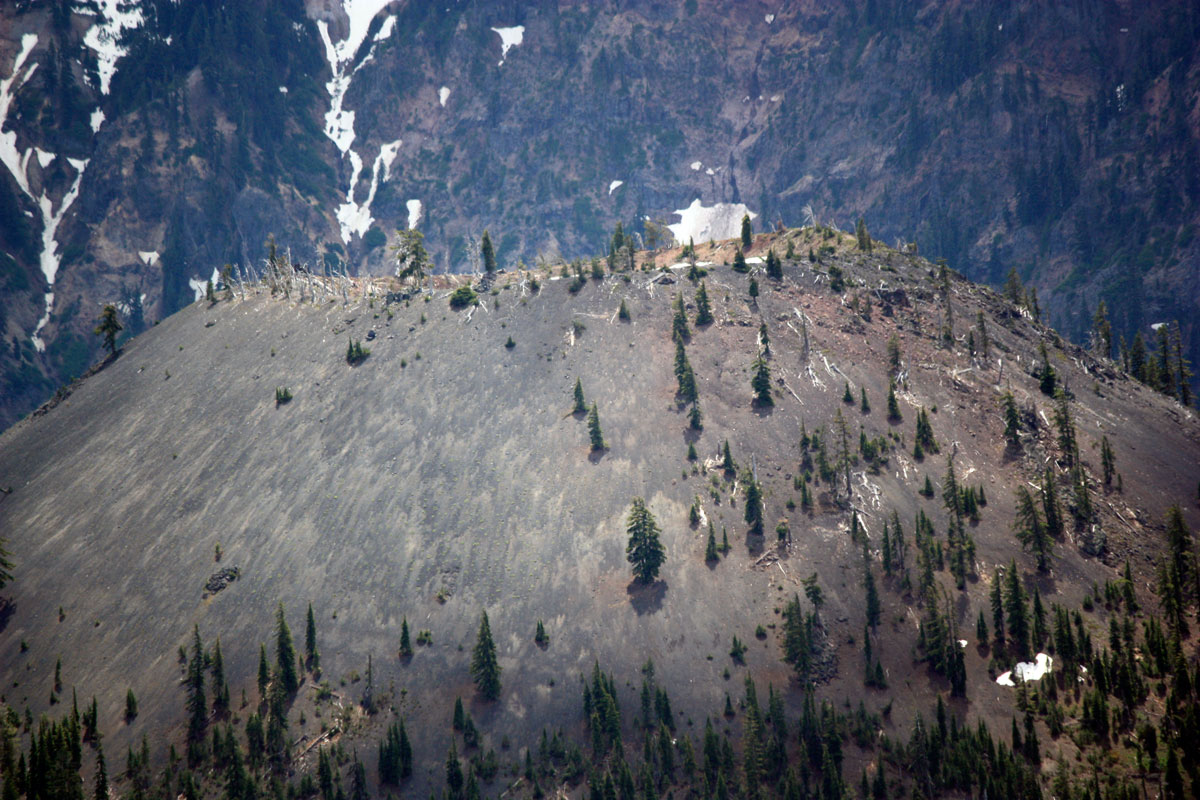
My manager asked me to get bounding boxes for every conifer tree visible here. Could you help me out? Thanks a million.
[1100,436,1115,487]
[732,248,748,273]
[751,357,773,405]
[743,474,764,536]
[257,644,269,700]
[94,305,123,355]
[705,524,718,562]
[305,603,319,671]
[855,218,871,251]
[722,440,735,473]
[618,298,631,321]
[587,403,605,451]
[186,626,207,763]
[860,388,870,414]
[765,249,782,279]
[1041,468,1064,540]
[94,743,108,800]
[695,282,713,325]
[626,498,666,583]
[573,378,586,413]
[672,292,690,340]
[741,214,753,248]
[1014,487,1051,572]
[749,276,759,299]
[887,381,902,422]
[1004,561,1031,660]
[689,400,703,431]
[211,638,230,714]
[399,617,412,657]
[1002,391,1021,449]
[481,230,496,274]
[470,611,502,700]
[275,603,299,694]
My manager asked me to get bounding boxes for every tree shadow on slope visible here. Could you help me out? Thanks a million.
[626,580,667,615]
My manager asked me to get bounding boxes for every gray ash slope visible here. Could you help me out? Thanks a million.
[0,230,1197,791]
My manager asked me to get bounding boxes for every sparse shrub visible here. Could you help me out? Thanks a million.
[504,336,515,349]
[275,387,293,406]
[345,338,370,365]
[449,286,478,308]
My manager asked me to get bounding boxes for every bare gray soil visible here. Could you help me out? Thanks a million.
[1,232,1197,792]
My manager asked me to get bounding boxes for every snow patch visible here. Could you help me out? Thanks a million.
[0,34,40,198]
[705,168,715,176]
[608,180,623,195]
[279,86,288,94]
[958,639,968,648]
[765,13,775,24]
[374,15,396,41]
[35,148,55,168]
[996,653,1052,687]
[1150,322,1167,331]
[31,158,89,351]
[316,1,401,242]
[690,161,702,171]
[439,86,451,106]
[90,108,106,132]
[744,256,764,265]
[336,138,401,242]
[82,0,146,95]
[667,199,756,245]
[189,267,221,303]
[406,199,422,230]
[138,251,159,266]
[492,26,524,66]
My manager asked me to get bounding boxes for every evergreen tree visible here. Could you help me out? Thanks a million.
[1041,468,1064,540]
[275,603,299,694]
[1002,391,1021,449]
[990,570,1006,649]
[573,378,586,413]
[1092,300,1112,357]
[887,381,902,422]
[1100,436,1115,486]
[587,403,605,451]
[210,638,230,714]
[744,474,764,536]
[186,626,207,763]
[689,400,703,431]
[1004,562,1031,660]
[1052,390,1077,465]
[751,357,773,405]
[732,248,748,273]
[860,388,870,414]
[695,282,713,325]
[722,440,735,473]
[398,616,412,657]
[748,276,759,299]
[446,741,464,796]
[626,498,666,584]
[853,217,870,251]
[705,525,719,562]
[94,305,123,355]
[305,603,319,671]
[481,230,496,273]
[1013,487,1051,572]
[94,743,107,800]
[672,292,690,340]
[125,688,138,721]
[618,298,631,321]
[741,214,753,248]
[1130,331,1148,382]
[470,611,502,700]
[765,249,782,280]
[257,643,269,701]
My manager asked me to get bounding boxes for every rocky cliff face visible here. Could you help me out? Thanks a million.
[1,0,1197,427]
